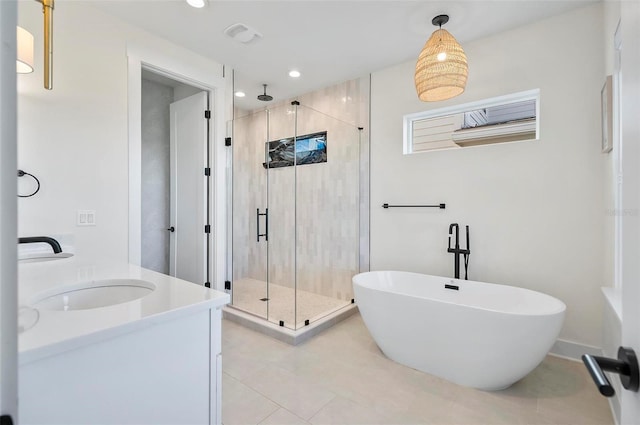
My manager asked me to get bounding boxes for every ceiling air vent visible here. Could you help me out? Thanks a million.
[224,23,263,45]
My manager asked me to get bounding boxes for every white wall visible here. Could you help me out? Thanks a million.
[17,2,224,262]
[602,2,621,291]
[370,3,605,347]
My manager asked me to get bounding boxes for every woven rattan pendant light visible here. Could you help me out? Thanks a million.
[415,15,468,102]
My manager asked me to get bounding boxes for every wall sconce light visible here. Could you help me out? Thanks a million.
[414,14,468,102]
[17,26,34,74]
[22,0,54,89]
[38,0,54,90]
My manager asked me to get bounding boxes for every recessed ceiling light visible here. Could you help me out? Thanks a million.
[186,0,207,8]
[289,70,301,78]
[234,91,246,98]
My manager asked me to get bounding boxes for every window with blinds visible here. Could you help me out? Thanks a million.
[403,89,540,154]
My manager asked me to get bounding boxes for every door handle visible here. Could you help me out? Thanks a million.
[582,346,639,397]
[167,226,175,232]
[256,209,268,242]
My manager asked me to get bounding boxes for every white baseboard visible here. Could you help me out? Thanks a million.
[550,339,602,361]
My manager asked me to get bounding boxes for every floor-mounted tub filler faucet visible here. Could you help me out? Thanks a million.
[18,236,62,254]
[447,224,470,280]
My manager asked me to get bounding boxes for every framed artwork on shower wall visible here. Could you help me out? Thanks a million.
[601,75,613,153]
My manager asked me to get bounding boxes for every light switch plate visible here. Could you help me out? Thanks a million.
[77,210,96,226]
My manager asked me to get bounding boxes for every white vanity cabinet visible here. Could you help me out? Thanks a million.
[17,259,229,425]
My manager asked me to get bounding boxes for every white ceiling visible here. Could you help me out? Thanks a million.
[91,0,594,111]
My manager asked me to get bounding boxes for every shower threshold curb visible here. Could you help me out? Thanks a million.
[223,303,359,345]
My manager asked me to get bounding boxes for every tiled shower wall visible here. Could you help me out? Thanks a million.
[233,76,370,301]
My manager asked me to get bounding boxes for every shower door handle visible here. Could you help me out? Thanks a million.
[256,208,260,242]
[257,208,268,242]
[265,208,269,241]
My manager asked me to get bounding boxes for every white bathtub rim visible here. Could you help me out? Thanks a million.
[353,270,567,317]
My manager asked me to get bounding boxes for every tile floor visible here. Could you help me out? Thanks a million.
[221,314,614,425]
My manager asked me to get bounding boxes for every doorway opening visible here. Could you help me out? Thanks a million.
[140,69,211,285]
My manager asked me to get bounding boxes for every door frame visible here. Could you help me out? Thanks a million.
[620,1,640,423]
[0,1,18,421]
[126,43,228,290]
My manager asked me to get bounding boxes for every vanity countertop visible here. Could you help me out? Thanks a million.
[18,256,230,365]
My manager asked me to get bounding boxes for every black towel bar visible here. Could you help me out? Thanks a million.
[382,203,445,209]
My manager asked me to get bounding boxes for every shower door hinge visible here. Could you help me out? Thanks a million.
[204,281,211,288]
[204,167,211,176]
[205,224,211,234]
[1,415,14,425]
[224,280,231,290]
[225,137,232,147]
[204,110,211,119]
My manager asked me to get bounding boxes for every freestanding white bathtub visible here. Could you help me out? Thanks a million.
[353,271,566,390]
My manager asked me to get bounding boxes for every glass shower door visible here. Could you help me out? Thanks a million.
[264,104,297,329]
[294,105,360,329]
[230,101,362,330]
[231,110,268,319]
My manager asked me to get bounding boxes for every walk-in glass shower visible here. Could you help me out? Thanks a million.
[230,102,362,330]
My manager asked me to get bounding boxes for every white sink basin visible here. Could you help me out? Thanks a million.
[32,279,156,311]
[19,252,74,263]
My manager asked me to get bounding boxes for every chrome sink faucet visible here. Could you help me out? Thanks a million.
[447,224,470,279]
[18,236,62,254]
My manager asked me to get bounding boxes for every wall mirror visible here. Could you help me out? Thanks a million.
[403,89,540,154]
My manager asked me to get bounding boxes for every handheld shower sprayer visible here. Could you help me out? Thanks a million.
[447,223,470,280]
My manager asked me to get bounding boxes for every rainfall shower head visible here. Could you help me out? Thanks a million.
[257,84,273,102]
